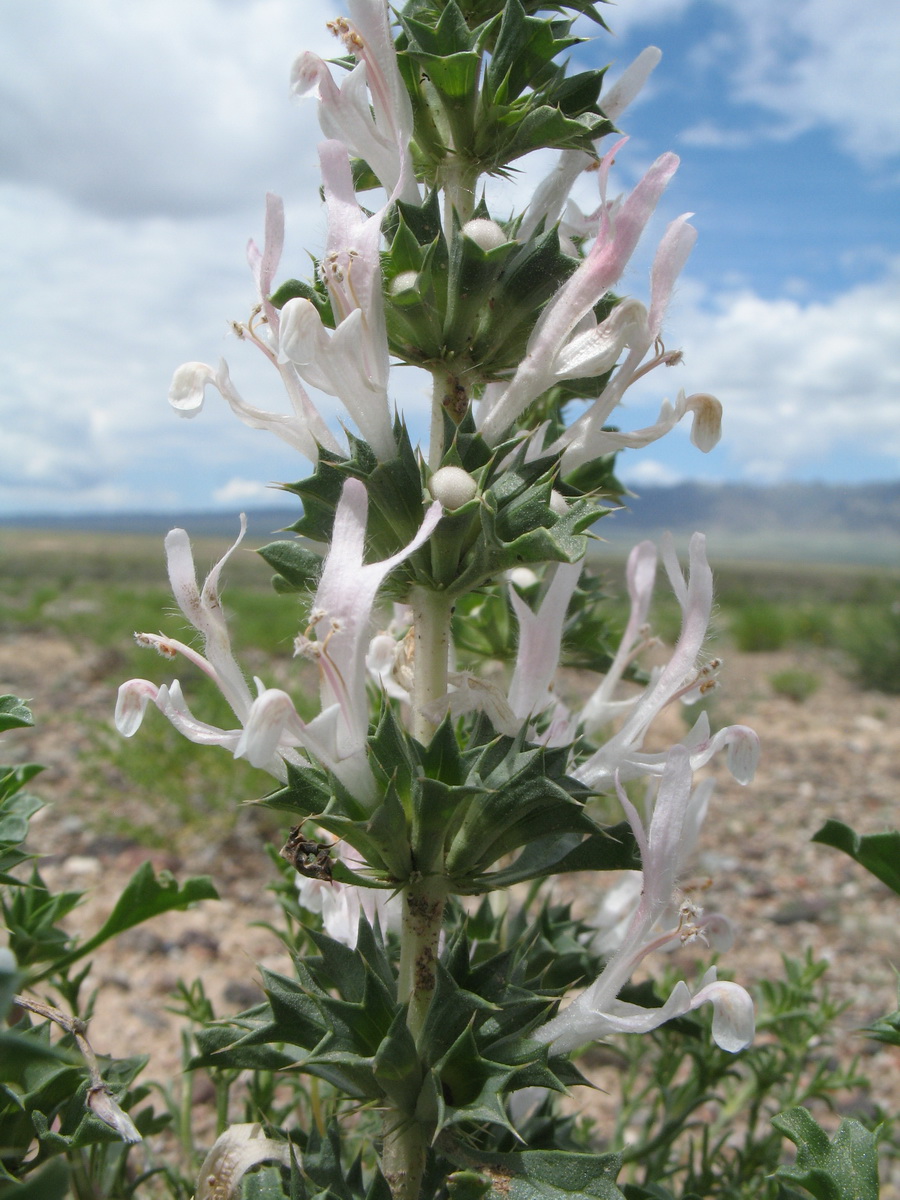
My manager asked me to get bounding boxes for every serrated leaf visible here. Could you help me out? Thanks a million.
[772,1107,880,1200]
[257,540,323,593]
[373,1010,422,1110]
[466,1150,624,1200]
[27,863,217,984]
[483,823,639,889]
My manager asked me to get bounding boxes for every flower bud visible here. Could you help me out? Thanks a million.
[461,218,508,251]
[429,466,478,509]
[390,270,420,296]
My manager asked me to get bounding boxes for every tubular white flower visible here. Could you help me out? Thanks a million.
[535,748,754,1055]
[295,841,402,948]
[291,0,418,204]
[168,358,335,461]
[507,561,583,722]
[117,484,442,799]
[581,540,658,732]
[480,147,680,445]
[292,477,442,798]
[278,142,396,462]
[519,47,662,241]
[548,214,708,471]
[576,533,758,788]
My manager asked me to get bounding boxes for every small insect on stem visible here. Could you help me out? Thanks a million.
[442,375,469,424]
[280,827,334,883]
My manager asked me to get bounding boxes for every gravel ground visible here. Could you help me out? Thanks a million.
[2,632,899,1191]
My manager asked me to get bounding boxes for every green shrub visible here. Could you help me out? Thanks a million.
[839,597,900,693]
[729,601,791,652]
[770,668,820,703]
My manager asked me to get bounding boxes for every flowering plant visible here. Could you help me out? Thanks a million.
[113,0,775,1195]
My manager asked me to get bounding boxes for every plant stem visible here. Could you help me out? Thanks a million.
[410,586,453,746]
[381,586,453,1200]
[384,877,447,1200]
[382,1108,429,1200]
[428,370,448,473]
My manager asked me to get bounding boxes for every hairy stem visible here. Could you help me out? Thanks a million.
[383,879,448,1200]
[410,585,453,746]
[428,372,446,473]
[382,1108,428,1200]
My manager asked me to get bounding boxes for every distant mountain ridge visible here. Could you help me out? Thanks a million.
[606,480,900,537]
[3,481,899,566]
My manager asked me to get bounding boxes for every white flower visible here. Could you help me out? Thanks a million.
[479,146,680,445]
[575,533,760,788]
[168,358,337,462]
[278,142,396,462]
[290,0,418,204]
[535,747,754,1055]
[519,47,662,241]
[117,481,441,802]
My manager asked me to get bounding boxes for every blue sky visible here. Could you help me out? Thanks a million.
[1,0,898,515]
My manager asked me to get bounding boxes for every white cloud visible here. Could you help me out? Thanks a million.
[624,260,900,481]
[0,182,324,513]
[619,459,686,486]
[0,0,337,217]
[213,478,276,505]
[702,0,900,165]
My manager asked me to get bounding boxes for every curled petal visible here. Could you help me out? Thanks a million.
[684,392,723,451]
[169,362,216,416]
[686,720,760,783]
[115,679,159,736]
[698,913,735,953]
[690,971,755,1052]
[235,686,308,769]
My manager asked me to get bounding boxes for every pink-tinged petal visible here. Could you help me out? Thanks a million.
[551,298,649,382]
[699,913,735,953]
[519,148,592,241]
[156,681,243,751]
[648,215,697,338]
[687,722,760,783]
[581,540,658,734]
[300,479,442,776]
[601,46,662,121]
[115,679,159,736]
[480,150,679,445]
[164,519,255,722]
[169,362,216,416]
[212,360,324,460]
[577,535,713,789]
[247,192,285,333]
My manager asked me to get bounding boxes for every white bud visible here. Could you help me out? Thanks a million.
[549,489,568,516]
[461,218,508,251]
[429,466,478,509]
[507,567,538,589]
[390,270,420,295]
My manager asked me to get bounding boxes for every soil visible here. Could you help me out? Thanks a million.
[2,633,899,1190]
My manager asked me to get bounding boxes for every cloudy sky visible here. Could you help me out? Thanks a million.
[2,0,898,516]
